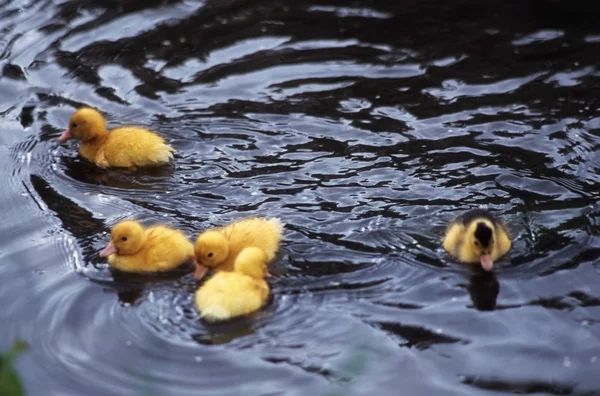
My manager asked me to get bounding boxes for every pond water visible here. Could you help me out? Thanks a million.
[1,0,600,395]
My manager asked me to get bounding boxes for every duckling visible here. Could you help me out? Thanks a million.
[442,209,511,271]
[99,220,194,272]
[195,246,269,322]
[193,217,284,280]
[58,107,175,168]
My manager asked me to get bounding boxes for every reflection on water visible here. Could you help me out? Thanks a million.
[468,271,500,311]
[1,0,600,394]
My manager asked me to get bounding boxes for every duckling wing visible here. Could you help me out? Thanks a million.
[493,223,512,260]
[144,226,194,271]
[442,222,465,258]
[102,127,174,167]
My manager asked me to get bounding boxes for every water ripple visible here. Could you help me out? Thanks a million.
[1,0,600,395]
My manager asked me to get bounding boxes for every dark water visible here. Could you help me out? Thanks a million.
[1,0,600,394]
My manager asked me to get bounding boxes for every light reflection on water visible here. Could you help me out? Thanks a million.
[0,0,600,395]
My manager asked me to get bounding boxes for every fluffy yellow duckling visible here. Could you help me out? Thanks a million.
[193,217,284,280]
[58,107,175,168]
[443,209,511,271]
[195,246,270,322]
[99,220,194,272]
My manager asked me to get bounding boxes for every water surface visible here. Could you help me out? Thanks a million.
[1,0,600,395]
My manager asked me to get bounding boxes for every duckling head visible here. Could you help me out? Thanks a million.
[467,219,496,271]
[59,107,107,143]
[99,220,146,257]
[234,247,268,278]
[194,231,229,280]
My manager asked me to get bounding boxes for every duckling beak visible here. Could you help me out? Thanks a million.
[480,254,493,272]
[99,241,117,258]
[58,128,73,143]
[193,264,208,281]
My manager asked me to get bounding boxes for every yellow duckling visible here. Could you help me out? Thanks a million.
[58,107,175,168]
[443,209,511,271]
[195,246,270,322]
[99,220,194,272]
[193,217,284,280]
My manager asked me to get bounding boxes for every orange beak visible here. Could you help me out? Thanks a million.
[99,241,117,258]
[480,254,493,272]
[193,264,208,281]
[58,128,73,143]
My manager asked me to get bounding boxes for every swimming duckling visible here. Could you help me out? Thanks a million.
[442,209,511,271]
[99,220,194,272]
[58,107,175,168]
[193,217,284,280]
[195,246,270,322]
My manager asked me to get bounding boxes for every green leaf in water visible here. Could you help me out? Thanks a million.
[0,340,28,396]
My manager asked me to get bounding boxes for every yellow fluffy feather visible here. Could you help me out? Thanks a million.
[99,220,194,272]
[443,209,511,271]
[58,107,175,168]
[193,217,284,280]
[195,247,270,322]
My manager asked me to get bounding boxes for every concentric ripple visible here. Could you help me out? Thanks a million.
[1,0,600,395]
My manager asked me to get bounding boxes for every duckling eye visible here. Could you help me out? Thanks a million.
[207,252,213,258]
[71,122,78,128]
[474,241,480,247]
[122,236,128,242]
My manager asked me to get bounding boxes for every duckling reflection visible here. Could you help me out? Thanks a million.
[192,318,258,345]
[114,286,144,306]
[467,271,499,311]
[61,156,173,190]
[108,268,192,306]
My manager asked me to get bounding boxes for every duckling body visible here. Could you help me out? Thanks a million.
[195,247,269,322]
[100,220,194,272]
[59,108,175,168]
[443,209,511,271]
[194,217,284,280]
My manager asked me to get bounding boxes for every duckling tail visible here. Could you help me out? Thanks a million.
[152,143,175,164]
[268,217,285,232]
[201,305,231,322]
